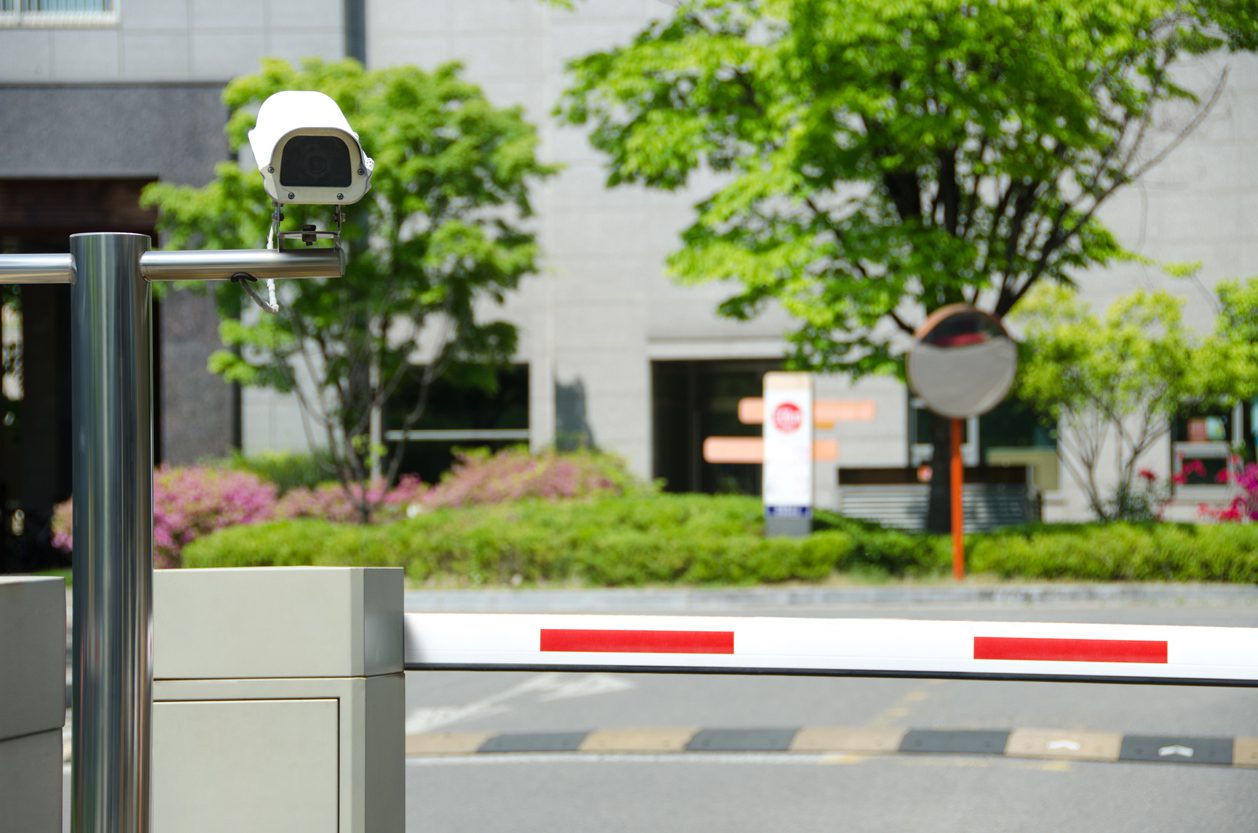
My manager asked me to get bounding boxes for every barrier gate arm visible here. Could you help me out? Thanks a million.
[404,613,1258,687]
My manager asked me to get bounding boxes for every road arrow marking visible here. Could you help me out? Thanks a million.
[1047,739,1081,751]
[1158,745,1194,758]
[405,673,636,732]
[531,673,635,702]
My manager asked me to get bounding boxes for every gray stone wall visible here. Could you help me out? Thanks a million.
[0,83,235,463]
[0,83,227,184]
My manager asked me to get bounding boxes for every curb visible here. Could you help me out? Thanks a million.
[405,583,1258,613]
[405,725,1258,768]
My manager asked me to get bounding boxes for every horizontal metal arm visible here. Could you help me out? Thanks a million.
[0,248,343,286]
[141,248,344,282]
[0,253,73,284]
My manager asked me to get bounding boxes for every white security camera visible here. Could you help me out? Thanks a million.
[249,91,374,206]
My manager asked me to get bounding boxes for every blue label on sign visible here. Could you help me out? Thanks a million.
[765,505,812,518]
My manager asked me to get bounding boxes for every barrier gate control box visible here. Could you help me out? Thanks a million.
[153,567,404,833]
[0,576,65,833]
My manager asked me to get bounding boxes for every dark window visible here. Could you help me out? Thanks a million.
[910,405,969,447]
[0,175,160,571]
[382,365,528,483]
[651,359,780,495]
[5,1,114,13]
[1173,413,1232,444]
[1172,410,1236,487]
[979,398,1056,454]
[909,395,1057,489]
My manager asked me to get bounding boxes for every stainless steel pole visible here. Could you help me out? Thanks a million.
[70,232,153,833]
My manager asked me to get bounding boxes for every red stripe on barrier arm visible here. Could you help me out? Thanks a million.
[541,629,735,655]
[974,636,1168,664]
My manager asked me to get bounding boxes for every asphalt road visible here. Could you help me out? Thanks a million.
[407,753,1257,833]
[403,597,1258,832]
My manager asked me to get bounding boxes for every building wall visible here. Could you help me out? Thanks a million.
[363,0,808,482]
[0,0,349,464]
[0,83,236,463]
[2,3,1247,515]
[0,0,344,83]
[1048,53,1258,521]
[9,3,1244,517]
[357,2,1258,519]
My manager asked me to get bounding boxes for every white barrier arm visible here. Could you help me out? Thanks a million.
[404,613,1258,687]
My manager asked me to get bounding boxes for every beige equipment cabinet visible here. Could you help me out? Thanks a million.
[153,567,404,833]
[0,576,65,833]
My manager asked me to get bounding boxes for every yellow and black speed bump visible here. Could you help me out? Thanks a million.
[405,727,1258,768]
[686,728,798,752]
[479,731,588,754]
[901,729,1010,756]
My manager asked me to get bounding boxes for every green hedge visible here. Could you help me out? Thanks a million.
[181,493,1258,586]
[220,450,332,494]
[970,522,1258,582]
[183,494,946,586]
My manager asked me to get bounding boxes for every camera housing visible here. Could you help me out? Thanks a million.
[249,91,374,206]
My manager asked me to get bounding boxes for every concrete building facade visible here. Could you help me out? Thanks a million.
[1,1,1255,549]
[359,1,1258,522]
[0,0,353,566]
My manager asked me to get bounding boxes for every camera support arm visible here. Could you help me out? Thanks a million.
[0,247,343,285]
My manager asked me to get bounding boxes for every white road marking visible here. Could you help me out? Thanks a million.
[1158,745,1194,758]
[530,673,634,702]
[1047,740,1082,751]
[405,673,635,733]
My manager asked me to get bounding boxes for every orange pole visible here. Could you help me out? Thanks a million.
[950,417,965,580]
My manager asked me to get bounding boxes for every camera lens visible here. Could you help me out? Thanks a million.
[305,153,329,179]
[280,136,352,188]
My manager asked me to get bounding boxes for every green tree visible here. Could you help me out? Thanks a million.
[1013,284,1246,520]
[558,0,1257,530]
[1210,277,1258,399]
[143,59,557,522]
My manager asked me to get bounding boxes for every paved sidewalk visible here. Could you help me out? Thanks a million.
[404,582,1258,613]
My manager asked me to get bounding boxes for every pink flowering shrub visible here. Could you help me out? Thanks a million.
[276,475,426,523]
[423,447,643,509]
[1171,459,1208,486]
[1201,462,1258,523]
[52,466,278,568]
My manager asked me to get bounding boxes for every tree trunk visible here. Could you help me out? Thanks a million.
[926,414,954,534]
[344,339,374,525]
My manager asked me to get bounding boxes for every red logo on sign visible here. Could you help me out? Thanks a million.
[773,403,803,433]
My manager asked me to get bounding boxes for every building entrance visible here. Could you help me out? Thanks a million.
[651,359,780,495]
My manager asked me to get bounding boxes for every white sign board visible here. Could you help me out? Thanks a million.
[762,372,814,523]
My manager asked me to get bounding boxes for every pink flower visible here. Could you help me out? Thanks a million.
[1198,461,1258,523]
[276,475,429,523]
[1138,469,1157,482]
[423,447,632,509]
[52,465,278,567]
